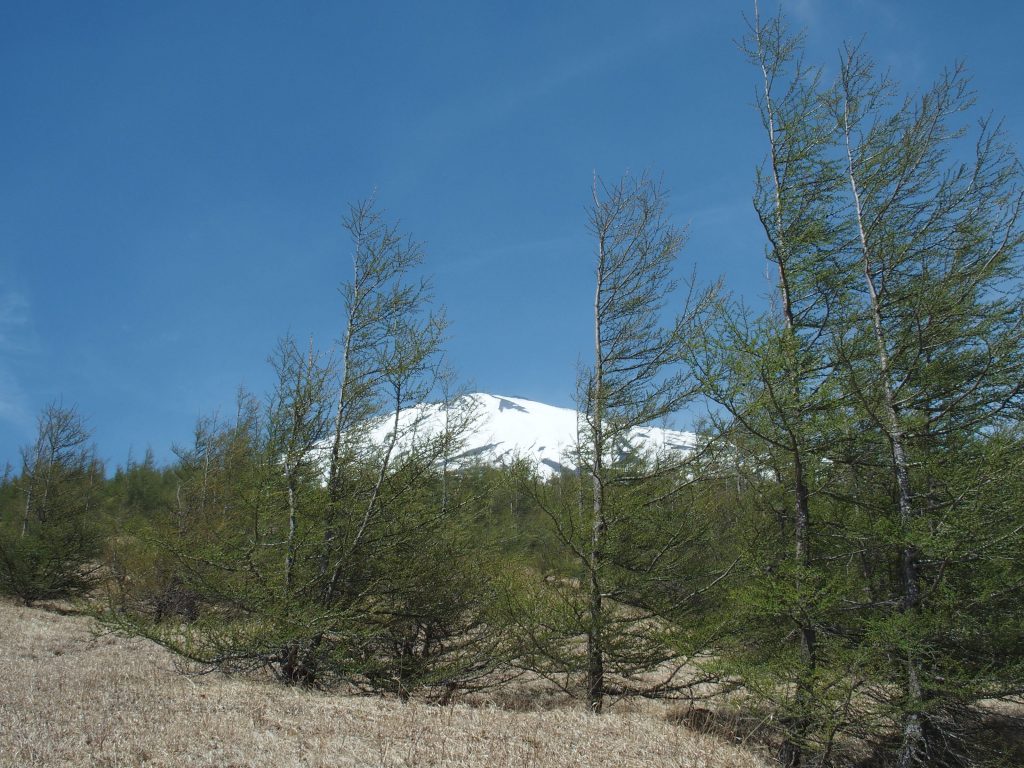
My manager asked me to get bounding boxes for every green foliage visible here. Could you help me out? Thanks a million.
[1,16,1019,763]
[0,509,101,604]
[102,200,518,701]
[507,173,726,712]
[0,404,103,605]
[691,9,1024,765]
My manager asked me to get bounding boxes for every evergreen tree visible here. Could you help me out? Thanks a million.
[0,403,103,604]
[831,44,1024,766]
[106,200,507,698]
[686,10,859,763]
[517,173,720,713]
[700,9,1024,763]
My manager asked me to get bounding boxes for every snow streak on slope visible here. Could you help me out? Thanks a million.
[369,393,696,478]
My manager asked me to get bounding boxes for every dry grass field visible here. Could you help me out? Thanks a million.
[0,599,767,768]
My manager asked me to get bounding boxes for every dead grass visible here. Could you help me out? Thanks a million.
[0,599,767,767]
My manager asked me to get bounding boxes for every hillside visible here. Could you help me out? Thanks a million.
[368,393,696,478]
[0,599,767,768]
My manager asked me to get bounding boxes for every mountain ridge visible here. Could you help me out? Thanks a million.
[369,392,696,478]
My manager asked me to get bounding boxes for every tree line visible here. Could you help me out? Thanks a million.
[2,9,1022,767]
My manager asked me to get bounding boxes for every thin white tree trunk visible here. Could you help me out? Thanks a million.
[843,107,924,766]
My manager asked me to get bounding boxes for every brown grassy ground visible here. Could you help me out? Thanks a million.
[0,599,767,768]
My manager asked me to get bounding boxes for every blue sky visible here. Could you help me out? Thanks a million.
[2,1,1022,469]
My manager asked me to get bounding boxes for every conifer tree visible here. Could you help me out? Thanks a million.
[701,9,1024,763]
[0,403,103,604]
[831,45,1024,766]
[517,173,719,713]
[685,10,857,763]
[107,200,504,698]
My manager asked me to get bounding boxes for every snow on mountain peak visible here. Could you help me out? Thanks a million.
[371,392,695,478]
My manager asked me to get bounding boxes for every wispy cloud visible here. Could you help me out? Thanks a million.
[434,233,582,277]
[392,17,679,193]
[787,0,823,27]
[421,38,635,145]
[0,367,32,435]
[0,290,31,351]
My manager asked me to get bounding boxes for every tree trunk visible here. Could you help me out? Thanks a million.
[588,211,607,715]
[844,117,926,765]
[759,31,817,759]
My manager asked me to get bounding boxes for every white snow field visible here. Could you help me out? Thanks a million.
[367,393,696,478]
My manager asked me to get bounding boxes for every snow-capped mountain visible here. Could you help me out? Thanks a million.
[369,393,696,478]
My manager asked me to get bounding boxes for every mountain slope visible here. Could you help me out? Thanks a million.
[370,393,696,478]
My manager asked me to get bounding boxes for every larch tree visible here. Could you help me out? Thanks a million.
[0,403,104,604]
[832,44,1024,766]
[106,199,504,699]
[684,9,856,764]
[517,172,719,714]
[698,8,1024,764]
